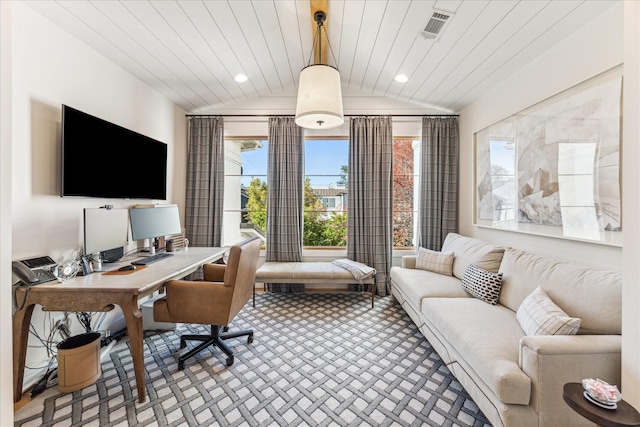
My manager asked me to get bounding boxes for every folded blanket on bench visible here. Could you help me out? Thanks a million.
[331,259,376,284]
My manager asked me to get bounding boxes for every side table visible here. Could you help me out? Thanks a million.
[563,383,640,427]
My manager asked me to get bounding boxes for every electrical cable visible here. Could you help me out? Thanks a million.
[29,324,55,353]
[30,364,56,397]
[93,311,108,332]
[13,282,34,312]
[76,311,93,333]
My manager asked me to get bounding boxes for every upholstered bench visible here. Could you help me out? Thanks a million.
[254,261,376,308]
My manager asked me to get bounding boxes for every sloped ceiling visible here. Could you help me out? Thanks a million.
[25,0,619,114]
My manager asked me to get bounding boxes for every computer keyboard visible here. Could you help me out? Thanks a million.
[131,252,174,266]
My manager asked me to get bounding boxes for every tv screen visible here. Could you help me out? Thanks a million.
[61,105,168,199]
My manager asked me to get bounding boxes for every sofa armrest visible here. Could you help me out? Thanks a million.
[519,335,621,425]
[401,255,417,269]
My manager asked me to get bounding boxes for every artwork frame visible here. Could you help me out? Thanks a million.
[473,70,622,246]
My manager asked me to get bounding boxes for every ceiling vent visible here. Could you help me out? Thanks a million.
[420,10,454,41]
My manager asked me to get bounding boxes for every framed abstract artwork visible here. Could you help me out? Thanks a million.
[473,71,622,246]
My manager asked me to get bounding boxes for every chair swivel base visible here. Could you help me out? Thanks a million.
[178,325,253,369]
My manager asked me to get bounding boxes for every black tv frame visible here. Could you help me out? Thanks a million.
[61,105,168,200]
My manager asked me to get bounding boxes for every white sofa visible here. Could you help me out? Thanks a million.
[390,233,622,427]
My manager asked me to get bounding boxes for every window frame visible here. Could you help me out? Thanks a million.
[223,135,420,251]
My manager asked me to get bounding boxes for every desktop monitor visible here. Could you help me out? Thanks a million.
[129,205,182,242]
[83,208,129,259]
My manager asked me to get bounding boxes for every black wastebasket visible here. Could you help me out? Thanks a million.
[56,332,101,393]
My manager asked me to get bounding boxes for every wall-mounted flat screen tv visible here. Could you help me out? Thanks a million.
[61,105,168,200]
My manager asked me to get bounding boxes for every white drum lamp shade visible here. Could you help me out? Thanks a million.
[295,64,344,130]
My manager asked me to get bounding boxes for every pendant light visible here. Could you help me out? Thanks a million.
[295,11,344,130]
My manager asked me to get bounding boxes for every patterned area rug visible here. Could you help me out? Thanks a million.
[15,293,491,427]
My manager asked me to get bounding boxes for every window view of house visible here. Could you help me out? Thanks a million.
[224,138,417,248]
[303,139,349,246]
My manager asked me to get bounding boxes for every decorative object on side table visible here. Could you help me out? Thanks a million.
[583,378,622,409]
[563,382,640,427]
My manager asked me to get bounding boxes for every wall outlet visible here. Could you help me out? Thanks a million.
[52,314,64,328]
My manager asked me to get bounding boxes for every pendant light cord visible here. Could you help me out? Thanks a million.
[305,11,339,69]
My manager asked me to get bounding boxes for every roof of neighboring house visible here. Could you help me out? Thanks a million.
[313,189,347,197]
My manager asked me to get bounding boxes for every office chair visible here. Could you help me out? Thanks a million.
[153,237,261,369]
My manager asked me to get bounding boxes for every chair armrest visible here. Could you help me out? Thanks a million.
[203,264,226,282]
[519,335,621,425]
[401,255,417,269]
[162,279,232,324]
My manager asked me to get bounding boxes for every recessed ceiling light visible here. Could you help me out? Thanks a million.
[234,74,248,83]
[395,74,409,83]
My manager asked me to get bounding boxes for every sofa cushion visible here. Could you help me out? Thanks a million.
[441,233,505,279]
[516,287,581,336]
[498,248,621,334]
[390,266,469,304]
[415,247,454,276]
[461,264,503,305]
[422,298,531,405]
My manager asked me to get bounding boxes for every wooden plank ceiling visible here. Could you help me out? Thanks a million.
[24,0,618,114]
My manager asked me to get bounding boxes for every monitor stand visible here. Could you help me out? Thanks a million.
[91,253,105,272]
[148,238,156,255]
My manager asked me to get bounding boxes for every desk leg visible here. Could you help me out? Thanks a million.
[13,302,35,403]
[120,295,146,403]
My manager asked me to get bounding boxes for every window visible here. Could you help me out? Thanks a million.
[393,139,417,248]
[224,136,418,250]
[321,197,336,208]
[304,139,349,247]
[223,139,268,246]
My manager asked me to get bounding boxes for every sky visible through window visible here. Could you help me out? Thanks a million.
[241,140,349,187]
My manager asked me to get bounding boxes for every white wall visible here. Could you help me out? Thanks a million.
[622,0,640,408]
[8,2,188,396]
[458,3,623,270]
[0,1,14,423]
[460,1,640,406]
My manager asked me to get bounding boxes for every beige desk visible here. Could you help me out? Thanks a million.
[13,247,227,403]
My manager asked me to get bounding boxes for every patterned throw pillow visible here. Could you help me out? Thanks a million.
[460,264,503,305]
[516,287,581,336]
[415,247,454,276]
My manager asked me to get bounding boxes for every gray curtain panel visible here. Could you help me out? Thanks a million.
[418,116,459,251]
[266,116,304,292]
[185,116,224,248]
[347,116,393,296]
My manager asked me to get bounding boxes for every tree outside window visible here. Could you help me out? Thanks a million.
[393,139,415,247]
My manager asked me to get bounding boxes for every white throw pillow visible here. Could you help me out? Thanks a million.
[460,264,503,305]
[415,247,454,276]
[516,287,581,336]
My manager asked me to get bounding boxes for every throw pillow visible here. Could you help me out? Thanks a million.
[460,264,503,305]
[415,247,454,276]
[516,287,581,336]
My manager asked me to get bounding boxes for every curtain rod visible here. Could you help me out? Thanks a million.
[185,114,459,118]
